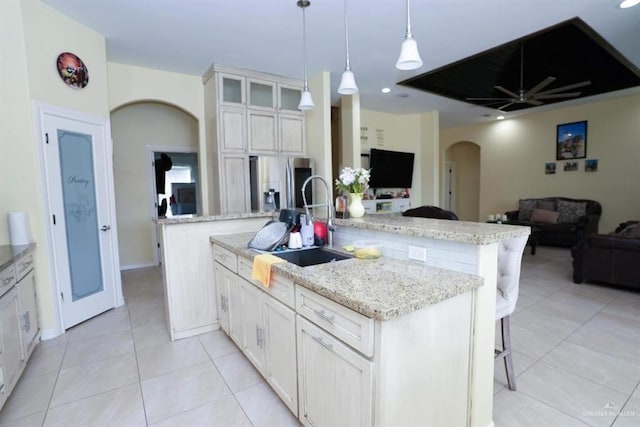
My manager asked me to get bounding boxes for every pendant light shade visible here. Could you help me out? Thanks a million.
[298,89,315,110]
[396,0,423,71]
[297,0,314,111]
[337,0,358,95]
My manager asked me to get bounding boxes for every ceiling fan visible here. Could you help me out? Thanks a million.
[466,45,591,110]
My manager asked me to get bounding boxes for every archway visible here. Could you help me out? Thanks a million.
[111,102,199,269]
[443,141,481,221]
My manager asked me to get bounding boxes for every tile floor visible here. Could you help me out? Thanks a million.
[0,246,638,426]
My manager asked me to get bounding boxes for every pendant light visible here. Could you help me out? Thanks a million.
[396,0,423,71]
[297,0,314,110]
[337,0,358,95]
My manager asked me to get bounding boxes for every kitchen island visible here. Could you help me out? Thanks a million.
[156,212,275,340]
[210,215,529,427]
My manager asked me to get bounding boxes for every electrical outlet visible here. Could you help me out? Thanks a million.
[408,245,427,263]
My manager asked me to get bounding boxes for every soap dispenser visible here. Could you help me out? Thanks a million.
[300,214,314,247]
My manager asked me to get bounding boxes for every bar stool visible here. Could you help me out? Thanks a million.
[495,235,528,391]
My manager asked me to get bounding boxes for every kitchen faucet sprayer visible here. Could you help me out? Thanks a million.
[301,175,335,247]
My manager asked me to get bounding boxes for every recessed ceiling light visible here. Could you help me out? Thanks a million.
[497,115,505,120]
[619,0,640,8]
[381,87,391,93]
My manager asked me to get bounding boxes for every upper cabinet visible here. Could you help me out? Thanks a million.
[248,79,276,110]
[218,73,245,106]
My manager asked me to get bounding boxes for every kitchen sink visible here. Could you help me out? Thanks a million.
[272,247,352,267]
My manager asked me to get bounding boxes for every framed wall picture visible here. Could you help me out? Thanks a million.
[545,162,556,174]
[556,120,587,160]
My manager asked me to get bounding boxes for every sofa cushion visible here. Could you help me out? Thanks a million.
[530,208,560,224]
[557,200,587,223]
[518,199,538,221]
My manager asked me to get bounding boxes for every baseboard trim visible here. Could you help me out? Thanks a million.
[40,328,64,341]
[120,262,157,271]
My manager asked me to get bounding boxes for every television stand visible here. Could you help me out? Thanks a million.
[362,198,412,214]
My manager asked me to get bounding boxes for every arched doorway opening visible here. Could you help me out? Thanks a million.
[443,141,481,221]
[111,101,199,269]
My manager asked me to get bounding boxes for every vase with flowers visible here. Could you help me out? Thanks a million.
[335,167,371,218]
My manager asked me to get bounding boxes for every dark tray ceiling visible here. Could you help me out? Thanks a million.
[399,17,640,112]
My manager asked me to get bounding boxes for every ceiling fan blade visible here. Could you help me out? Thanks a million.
[465,97,514,101]
[536,81,591,96]
[534,92,582,99]
[525,77,556,97]
[526,99,543,106]
[497,102,514,110]
[494,86,520,99]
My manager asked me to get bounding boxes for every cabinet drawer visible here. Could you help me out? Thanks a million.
[296,286,374,357]
[238,257,295,309]
[15,253,34,281]
[213,245,238,273]
[0,264,16,297]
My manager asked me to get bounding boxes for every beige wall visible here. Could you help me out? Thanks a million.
[446,142,480,221]
[107,63,209,213]
[0,0,110,335]
[360,110,424,205]
[441,93,640,232]
[111,103,199,268]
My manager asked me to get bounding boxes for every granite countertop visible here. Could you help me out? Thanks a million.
[156,211,275,225]
[0,243,36,272]
[334,213,530,245]
[211,232,483,321]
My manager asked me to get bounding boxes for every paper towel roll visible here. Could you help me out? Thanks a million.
[8,211,32,246]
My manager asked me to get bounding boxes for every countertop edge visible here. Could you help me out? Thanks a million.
[0,243,37,272]
[157,212,275,225]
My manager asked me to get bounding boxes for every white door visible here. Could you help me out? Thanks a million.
[40,107,122,329]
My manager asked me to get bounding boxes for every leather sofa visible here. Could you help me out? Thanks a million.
[505,197,601,248]
[571,221,640,289]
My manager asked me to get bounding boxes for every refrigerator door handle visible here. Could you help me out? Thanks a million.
[285,158,294,209]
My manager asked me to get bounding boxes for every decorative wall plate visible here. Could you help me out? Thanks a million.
[56,52,89,89]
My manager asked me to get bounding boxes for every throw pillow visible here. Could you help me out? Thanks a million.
[620,223,640,238]
[530,208,560,224]
[557,200,587,223]
[518,199,538,221]
[537,199,557,211]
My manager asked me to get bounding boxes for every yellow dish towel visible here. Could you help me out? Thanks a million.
[251,254,286,287]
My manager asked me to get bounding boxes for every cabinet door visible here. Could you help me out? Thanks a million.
[263,296,298,415]
[248,110,277,153]
[221,155,249,214]
[0,289,24,393]
[240,279,265,373]
[213,263,230,334]
[227,272,244,346]
[17,270,38,359]
[279,113,305,156]
[219,107,247,153]
[218,73,245,106]
[278,84,302,112]
[248,79,276,110]
[297,316,373,427]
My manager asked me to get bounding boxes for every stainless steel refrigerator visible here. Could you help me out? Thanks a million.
[249,156,313,212]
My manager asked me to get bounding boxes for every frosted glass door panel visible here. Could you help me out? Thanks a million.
[222,77,243,104]
[280,87,301,111]
[58,130,104,301]
[250,82,274,108]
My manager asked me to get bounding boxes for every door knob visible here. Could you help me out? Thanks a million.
[100,225,111,231]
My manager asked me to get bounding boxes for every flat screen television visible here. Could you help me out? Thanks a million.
[368,148,415,189]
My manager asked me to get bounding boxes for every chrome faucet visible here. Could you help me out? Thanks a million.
[301,175,335,247]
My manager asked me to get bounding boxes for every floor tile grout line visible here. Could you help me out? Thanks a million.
[126,303,150,427]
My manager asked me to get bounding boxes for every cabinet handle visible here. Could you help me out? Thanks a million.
[312,335,333,352]
[221,295,227,312]
[26,311,30,331]
[313,309,335,324]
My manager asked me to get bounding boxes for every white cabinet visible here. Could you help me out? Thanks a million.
[0,288,23,403]
[248,110,277,153]
[239,277,298,414]
[214,262,244,346]
[17,270,38,359]
[220,154,250,213]
[248,79,276,110]
[219,107,247,153]
[297,316,373,427]
[279,113,305,155]
[214,263,230,334]
[218,73,245,106]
